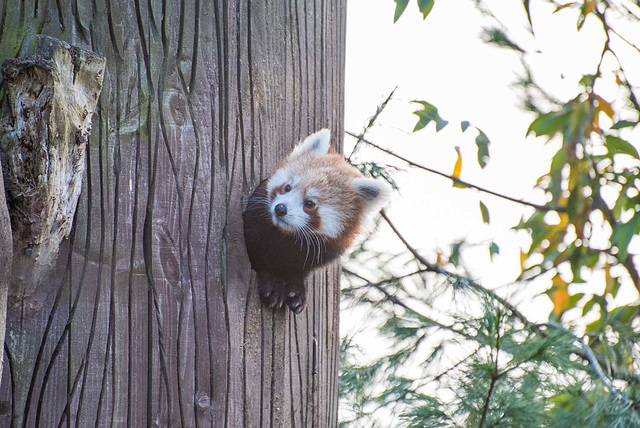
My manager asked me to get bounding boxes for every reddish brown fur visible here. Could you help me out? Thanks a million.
[244,130,389,313]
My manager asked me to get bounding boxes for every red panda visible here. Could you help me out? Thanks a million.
[243,129,391,313]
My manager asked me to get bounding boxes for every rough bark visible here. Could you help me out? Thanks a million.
[0,161,11,386]
[0,1,345,427]
[1,35,105,296]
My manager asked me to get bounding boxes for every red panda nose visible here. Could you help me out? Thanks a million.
[274,203,287,217]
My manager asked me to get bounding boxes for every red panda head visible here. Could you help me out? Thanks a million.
[265,129,391,243]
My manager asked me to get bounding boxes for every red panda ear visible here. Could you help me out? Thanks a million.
[290,129,331,157]
[352,178,392,210]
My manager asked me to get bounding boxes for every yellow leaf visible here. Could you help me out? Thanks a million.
[614,72,623,86]
[596,95,614,119]
[557,212,570,229]
[534,174,549,188]
[452,146,463,187]
[552,274,568,287]
[584,0,597,14]
[549,274,570,317]
[519,249,527,270]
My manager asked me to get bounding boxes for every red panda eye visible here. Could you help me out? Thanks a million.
[284,184,292,193]
[304,200,316,209]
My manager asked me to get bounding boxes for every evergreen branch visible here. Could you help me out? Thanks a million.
[342,268,475,342]
[348,132,563,213]
[478,378,497,427]
[542,322,635,409]
[379,211,623,379]
[478,314,502,428]
[380,210,542,335]
[432,348,480,382]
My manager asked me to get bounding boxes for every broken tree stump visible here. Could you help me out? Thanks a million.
[0,35,105,297]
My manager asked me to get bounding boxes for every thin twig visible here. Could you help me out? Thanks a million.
[348,132,563,213]
[610,28,640,55]
[432,348,480,382]
[348,87,397,161]
[342,267,475,341]
[379,210,542,334]
[595,9,640,115]
[342,267,432,293]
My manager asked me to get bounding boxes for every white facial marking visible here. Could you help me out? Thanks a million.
[306,188,320,199]
[317,205,343,239]
[271,189,309,233]
[267,167,291,194]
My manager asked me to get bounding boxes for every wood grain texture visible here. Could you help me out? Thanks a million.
[0,0,346,426]
[0,161,11,387]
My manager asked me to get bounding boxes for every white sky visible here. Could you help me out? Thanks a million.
[343,0,640,327]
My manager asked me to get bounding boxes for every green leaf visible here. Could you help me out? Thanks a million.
[489,242,500,261]
[611,211,640,261]
[605,135,639,158]
[449,240,463,266]
[475,129,490,168]
[479,201,490,224]
[481,27,524,52]
[566,184,583,218]
[527,110,569,138]
[549,149,567,200]
[610,304,640,325]
[417,0,435,19]
[394,0,410,22]
[550,149,567,176]
[461,120,470,132]
[578,74,596,89]
[412,101,448,132]
[610,120,637,130]
[582,296,599,316]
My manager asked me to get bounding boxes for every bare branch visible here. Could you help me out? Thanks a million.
[348,132,563,213]
[347,87,397,161]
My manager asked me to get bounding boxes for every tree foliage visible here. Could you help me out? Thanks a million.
[340,0,640,426]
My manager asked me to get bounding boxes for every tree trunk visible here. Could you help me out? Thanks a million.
[0,1,345,427]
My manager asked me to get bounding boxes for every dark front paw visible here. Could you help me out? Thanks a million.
[286,288,306,314]
[258,273,288,309]
[257,274,307,314]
